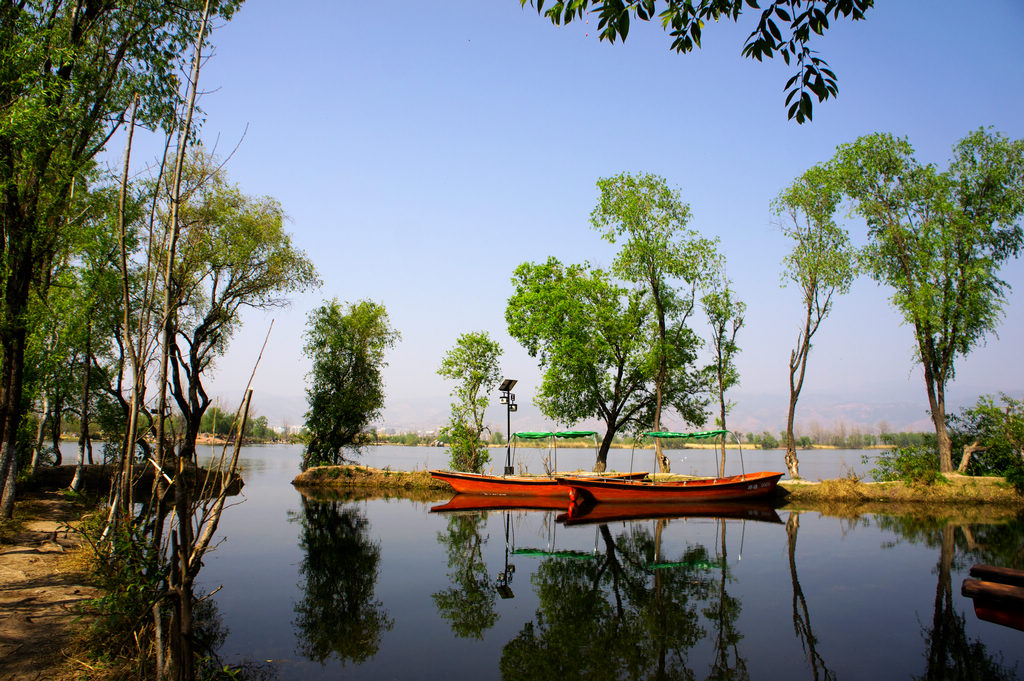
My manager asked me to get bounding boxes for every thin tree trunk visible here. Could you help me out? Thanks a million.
[161,6,210,676]
[29,396,48,474]
[71,322,93,492]
[50,395,63,466]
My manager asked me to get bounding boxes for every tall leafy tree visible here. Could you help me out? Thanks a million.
[829,129,1024,473]
[521,0,873,122]
[437,331,502,473]
[701,275,745,477]
[774,165,857,478]
[302,299,399,470]
[161,148,319,464]
[591,171,718,472]
[506,257,707,471]
[0,0,242,517]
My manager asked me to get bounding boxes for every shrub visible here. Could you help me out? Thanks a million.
[868,445,941,485]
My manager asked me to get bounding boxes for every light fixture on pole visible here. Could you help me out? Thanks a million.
[498,378,517,475]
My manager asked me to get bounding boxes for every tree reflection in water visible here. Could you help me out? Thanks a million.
[786,512,834,681]
[875,514,1024,681]
[500,519,748,681]
[433,512,499,639]
[292,497,393,665]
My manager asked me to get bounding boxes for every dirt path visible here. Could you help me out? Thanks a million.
[0,493,99,681]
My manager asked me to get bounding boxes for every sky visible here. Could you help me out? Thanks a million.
[114,0,1024,435]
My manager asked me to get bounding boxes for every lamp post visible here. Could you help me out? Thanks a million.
[498,378,517,475]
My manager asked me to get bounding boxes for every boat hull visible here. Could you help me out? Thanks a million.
[557,499,783,526]
[557,470,784,504]
[429,470,647,497]
[430,494,570,513]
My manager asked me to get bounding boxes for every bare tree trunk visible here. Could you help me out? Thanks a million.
[49,396,63,465]
[957,442,988,473]
[29,396,48,474]
[785,303,815,480]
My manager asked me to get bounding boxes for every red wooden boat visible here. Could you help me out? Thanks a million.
[556,499,783,526]
[428,469,649,497]
[557,470,784,504]
[961,564,1024,632]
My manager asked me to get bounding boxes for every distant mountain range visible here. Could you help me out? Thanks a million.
[247,389,950,437]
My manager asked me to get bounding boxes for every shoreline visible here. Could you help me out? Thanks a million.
[293,465,1023,507]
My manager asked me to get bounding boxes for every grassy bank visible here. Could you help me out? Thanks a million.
[779,474,1022,507]
[292,464,452,491]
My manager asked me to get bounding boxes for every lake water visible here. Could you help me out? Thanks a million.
[196,444,1024,681]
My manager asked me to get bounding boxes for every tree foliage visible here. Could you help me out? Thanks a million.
[950,394,1024,491]
[506,257,707,470]
[302,300,399,470]
[0,0,243,516]
[828,128,1024,473]
[437,331,502,473]
[775,163,857,478]
[701,275,745,476]
[521,0,874,122]
[591,171,719,472]
[163,148,319,461]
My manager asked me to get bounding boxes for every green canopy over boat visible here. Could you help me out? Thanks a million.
[513,431,554,440]
[554,430,598,439]
[643,429,728,440]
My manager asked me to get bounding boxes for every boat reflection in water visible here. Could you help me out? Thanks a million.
[432,495,787,680]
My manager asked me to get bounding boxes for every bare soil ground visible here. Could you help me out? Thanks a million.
[0,492,98,681]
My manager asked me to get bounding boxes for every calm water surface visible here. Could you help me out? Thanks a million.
[196,444,1024,680]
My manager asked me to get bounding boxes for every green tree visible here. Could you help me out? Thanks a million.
[829,129,1024,473]
[302,300,399,470]
[0,0,242,518]
[506,257,707,471]
[591,171,719,472]
[775,165,857,478]
[437,331,502,473]
[521,0,873,123]
[950,394,1024,484]
[701,275,745,477]
[162,148,319,464]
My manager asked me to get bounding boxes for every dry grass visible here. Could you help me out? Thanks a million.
[292,464,452,490]
[780,473,1022,507]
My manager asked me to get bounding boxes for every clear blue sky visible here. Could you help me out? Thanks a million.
[128,0,1024,434]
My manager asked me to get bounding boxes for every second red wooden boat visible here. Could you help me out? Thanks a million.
[557,470,784,504]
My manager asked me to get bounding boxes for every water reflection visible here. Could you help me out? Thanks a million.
[786,512,834,681]
[873,514,1024,681]
[499,515,747,681]
[291,496,394,666]
[433,512,500,638]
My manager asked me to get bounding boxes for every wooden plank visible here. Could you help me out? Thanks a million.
[961,578,1024,605]
[969,564,1024,587]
